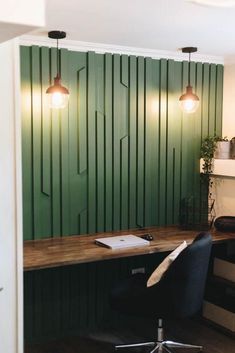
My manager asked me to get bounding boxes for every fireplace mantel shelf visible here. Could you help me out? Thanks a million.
[200,159,235,178]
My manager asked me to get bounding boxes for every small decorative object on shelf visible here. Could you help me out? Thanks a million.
[214,137,230,159]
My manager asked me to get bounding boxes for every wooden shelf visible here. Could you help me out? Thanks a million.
[200,158,235,178]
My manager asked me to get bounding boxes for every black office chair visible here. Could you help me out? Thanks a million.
[110,232,212,353]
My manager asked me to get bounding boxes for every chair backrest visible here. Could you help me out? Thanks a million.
[157,232,212,318]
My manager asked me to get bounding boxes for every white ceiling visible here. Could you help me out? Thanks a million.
[30,0,235,61]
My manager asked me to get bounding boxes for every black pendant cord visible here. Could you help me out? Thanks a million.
[56,38,60,78]
[188,52,191,87]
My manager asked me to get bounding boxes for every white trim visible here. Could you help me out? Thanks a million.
[186,0,235,8]
[12,38,23,353]
[20,35,224,65]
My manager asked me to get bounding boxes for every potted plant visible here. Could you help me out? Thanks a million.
[200,135,217,228]
[200,135,218,174]
[214,136,230,159]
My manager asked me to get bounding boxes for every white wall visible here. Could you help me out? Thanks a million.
[213,63,235,218]
[0,0,45,43]
[0,0,44,26]
[0,39,23,353]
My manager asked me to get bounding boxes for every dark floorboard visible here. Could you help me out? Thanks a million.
[25,318,235,353]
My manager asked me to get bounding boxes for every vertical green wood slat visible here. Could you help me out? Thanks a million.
[144,57,153,226]
[208,64,217,135]
[137,56,145,227]
[60,267,71,333]
[77,64,87,174]
[60,48,70,235]
[31,46,43,239]
[215,65,223,136]
[158,59,167,225]
[104,53,113,231]
[23,273,34,341]
[77,52,88,234]
[21,46,33,240]
[188,61,197,197]
[41,269,61,337]
[50,47,61,235]
[121,55,129,87]
[68,52,79,233]
[33,271,43,341]
[96,110,105,232]
[68,52,87,234]
[87,51,97,232]
[201,63,210,137]
[120,55,129,139]
[166,59,175,224]
[40,47,52,237]
[96,54,105,232]
[151,59,160,225]
[171,61,182,224]
[76,265,84,330]
[180,61,189,200]
[113,54,121,230]
[87,263,97,330]
[95,261,106,322]
[129,56,137,228]
[121,136,129,229]
[120,55,129,229]
[193,63,203,214]
[78,209,88,235]
[195,62,203,156]
[41,47,51,197]
[66,266,79,330]
[77,264,88,329]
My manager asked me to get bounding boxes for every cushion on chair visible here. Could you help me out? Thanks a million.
[146,241,187,287]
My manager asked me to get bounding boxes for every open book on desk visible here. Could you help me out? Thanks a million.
[95,234,150,249]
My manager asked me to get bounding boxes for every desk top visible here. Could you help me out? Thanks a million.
[23,226,235,271]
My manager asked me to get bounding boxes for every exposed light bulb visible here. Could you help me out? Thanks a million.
[179,85,199,114]
[49,92,69,109]
[179,98,199,114]
[46,74,69,109]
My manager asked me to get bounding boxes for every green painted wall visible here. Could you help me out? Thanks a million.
[21,46,223,240]
[21,45,223,342]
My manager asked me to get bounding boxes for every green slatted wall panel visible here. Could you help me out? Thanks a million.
[21,46,223,343]
[21,46,223,240]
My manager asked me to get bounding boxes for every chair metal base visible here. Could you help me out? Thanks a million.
[115,340,203,352]
[115,319,203,352]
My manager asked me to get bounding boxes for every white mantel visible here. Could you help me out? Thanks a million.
[200,158,235,177]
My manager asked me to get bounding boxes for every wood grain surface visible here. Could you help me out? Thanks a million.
[24,226,235,271]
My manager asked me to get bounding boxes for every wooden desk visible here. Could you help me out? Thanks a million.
[24,226,235,271]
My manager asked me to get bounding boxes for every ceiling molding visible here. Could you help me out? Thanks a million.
[20,35,224,64]
[186,0,235,7]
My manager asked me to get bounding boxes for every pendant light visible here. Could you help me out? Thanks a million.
[179,47,199,114]
[46,30,69,109]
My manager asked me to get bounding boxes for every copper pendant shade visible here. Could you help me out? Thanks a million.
[179,47,199,114]
[46,31,69,109]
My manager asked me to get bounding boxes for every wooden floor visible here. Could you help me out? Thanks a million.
[25,318,235,353]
